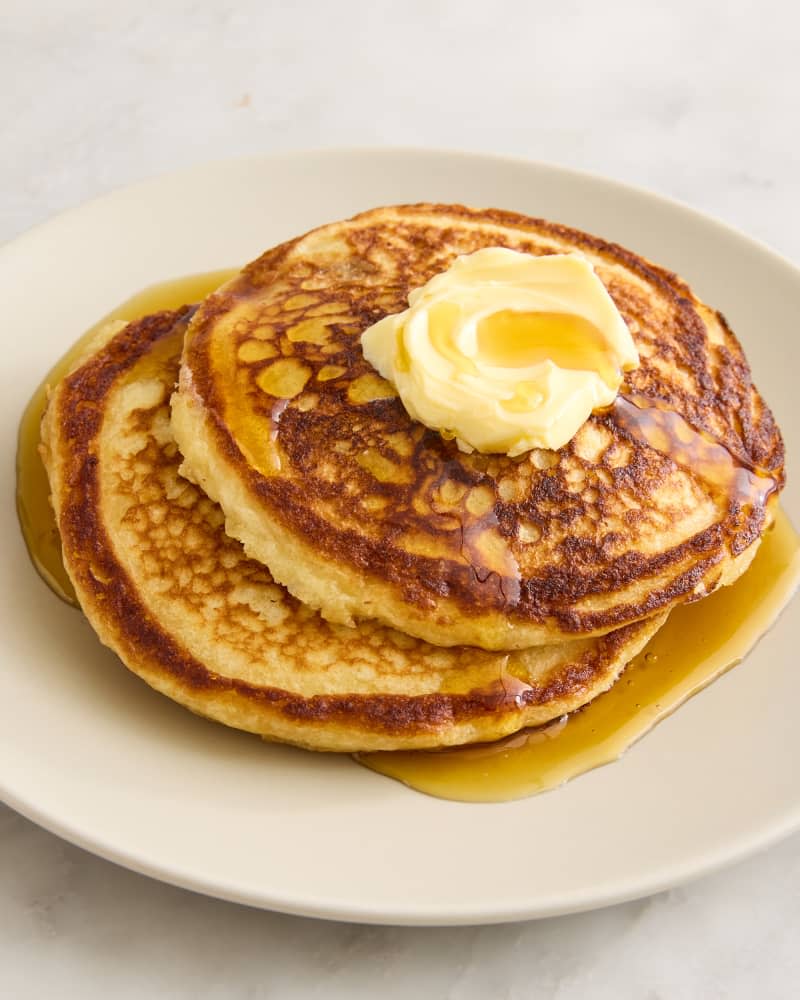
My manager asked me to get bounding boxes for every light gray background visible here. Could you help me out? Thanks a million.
[3,1,798,996]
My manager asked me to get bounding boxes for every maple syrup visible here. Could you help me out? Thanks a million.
[358,508,800,801]
[15,268,237,605]
[611,394,777,507]
[477,310,618,386]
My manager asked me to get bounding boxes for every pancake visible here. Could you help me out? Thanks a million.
[41,309,665,752]
[171,204,784,651]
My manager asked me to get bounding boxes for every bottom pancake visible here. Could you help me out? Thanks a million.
[41,309,666,752]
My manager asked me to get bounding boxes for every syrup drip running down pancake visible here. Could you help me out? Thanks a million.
[172,204,783,651]
[40,310,666,752]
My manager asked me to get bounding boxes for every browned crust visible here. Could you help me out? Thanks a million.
[49,310,655,740]
[182,204,784,634]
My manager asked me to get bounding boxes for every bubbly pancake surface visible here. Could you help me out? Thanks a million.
[41,310,665,752]
[172,204,784,650]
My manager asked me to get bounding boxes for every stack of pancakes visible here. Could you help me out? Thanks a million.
[40,205,784,752]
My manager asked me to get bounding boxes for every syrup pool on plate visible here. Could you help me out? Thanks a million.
[359,509,800,801]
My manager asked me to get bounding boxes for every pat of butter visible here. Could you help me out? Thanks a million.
[360,248,639,455]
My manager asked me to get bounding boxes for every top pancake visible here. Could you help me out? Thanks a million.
[172,204,784,650]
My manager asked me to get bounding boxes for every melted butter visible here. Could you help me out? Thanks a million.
[358,507,800,802]
[428,301,478,376]
[16,268,238,605]
[361,249,639,455]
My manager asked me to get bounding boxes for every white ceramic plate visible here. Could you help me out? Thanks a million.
[2,150,798,926]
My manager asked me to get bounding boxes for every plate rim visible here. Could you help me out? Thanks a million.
[4,731,800,927]
[3,144,799,280]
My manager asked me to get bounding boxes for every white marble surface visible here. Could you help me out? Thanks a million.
[2,0,799,996]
